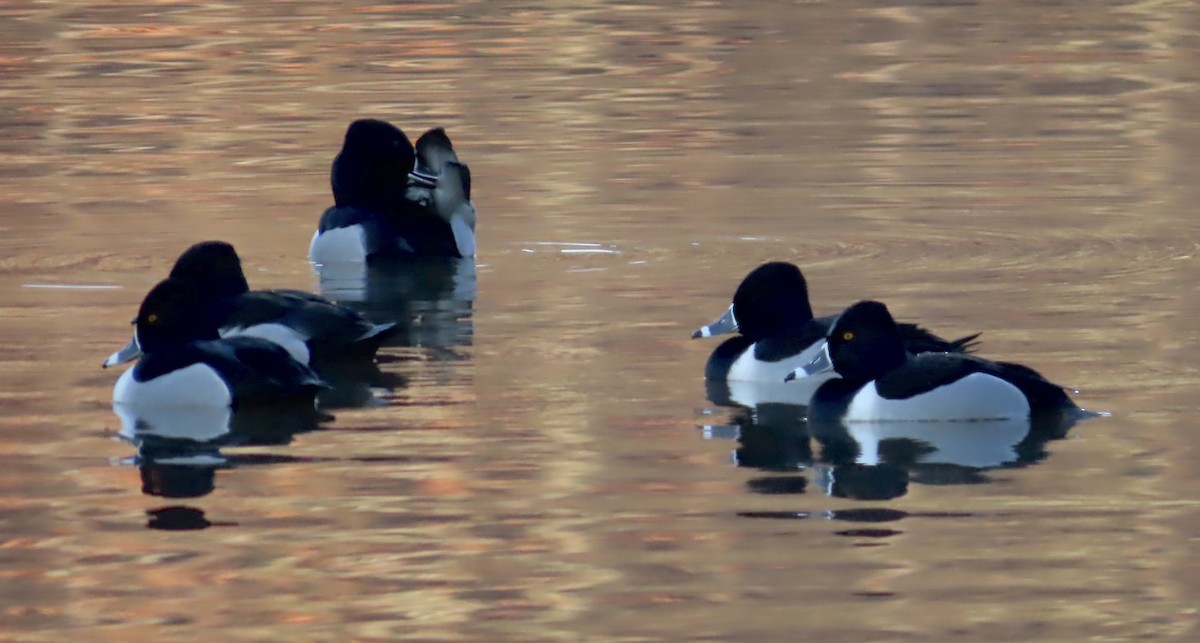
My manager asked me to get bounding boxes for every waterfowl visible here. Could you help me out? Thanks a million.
[309,119,475,264]
[692,262,977,382]
[787,300,1081,422]
[113,278,327,409]
[104,241,397,371]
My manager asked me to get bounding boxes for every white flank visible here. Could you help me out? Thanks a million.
[845,372,1030,422]
[113,363,232,407]
[221,323,311,364]
[727,340,826,383]
[309,225,367,264]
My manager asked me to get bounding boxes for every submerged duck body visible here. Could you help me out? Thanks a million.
[104,241,396,371]
[309,120,476,265]
[693,262,977,383]
[113,279,326,409]
[794,300,1082,423]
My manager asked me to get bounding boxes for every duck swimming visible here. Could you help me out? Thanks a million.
[693,262,978,383]
[309,119,475,264]
[104,241,396,372]
[113,278,327,409]
[787,300,1084,423]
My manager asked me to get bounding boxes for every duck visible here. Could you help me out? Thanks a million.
[113,278,327,409]
[309,119,475,264]
[103,241,397,371]
[692,262,978,383]
[400,127,475,258]
[406,127,463,198]
[786,300,1083,422]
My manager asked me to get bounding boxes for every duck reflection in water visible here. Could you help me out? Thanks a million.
[702,379,813,493]
[807,413,1081,500]
[706,394,1084,501]
[114,403,326,530]
[313,256,476,353]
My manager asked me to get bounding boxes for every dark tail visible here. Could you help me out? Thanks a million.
[948,332,982,354]
[352,322,399,356]
[994,360,1080,416]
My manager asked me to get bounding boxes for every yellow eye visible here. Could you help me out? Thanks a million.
[842,331,855,341]
[147,314,159,324]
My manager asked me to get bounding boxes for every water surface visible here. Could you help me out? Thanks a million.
[1,1,1198,640]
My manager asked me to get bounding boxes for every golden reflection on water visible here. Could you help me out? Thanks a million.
[0,0,1198,639]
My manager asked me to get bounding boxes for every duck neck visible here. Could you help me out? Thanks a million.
[837,340,908,384]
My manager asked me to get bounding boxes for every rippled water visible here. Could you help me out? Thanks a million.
[2,1,1199,639]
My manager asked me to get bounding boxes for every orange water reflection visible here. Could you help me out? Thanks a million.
[0,0,1198,639]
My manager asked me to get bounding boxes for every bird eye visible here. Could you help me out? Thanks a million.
[147,314,159,324]
[842,331,854,341]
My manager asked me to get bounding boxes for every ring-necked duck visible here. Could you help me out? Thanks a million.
[309,119,475,264]
[692,262,978,382]
[787,300,1084,422]
[407,127,460,195]
[103,241,396,370]
[113,278,327,409]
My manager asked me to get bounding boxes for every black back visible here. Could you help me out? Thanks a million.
[228,290,397,362]
[315,200,462,260]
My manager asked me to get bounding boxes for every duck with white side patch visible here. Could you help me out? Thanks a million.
[790,300,1087,423]
[103,241,397,376]
[693,262,979,384]
[311,119,415,264]
[310,120,478,264]
[109,278,327,410]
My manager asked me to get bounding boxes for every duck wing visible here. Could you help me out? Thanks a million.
[207,337,328,404]
[229,291,397,357]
